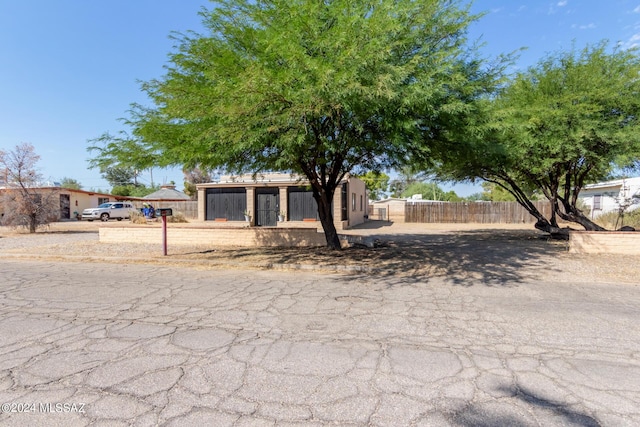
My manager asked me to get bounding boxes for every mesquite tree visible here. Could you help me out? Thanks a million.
[435,42,640,234]
[88,0,500,249]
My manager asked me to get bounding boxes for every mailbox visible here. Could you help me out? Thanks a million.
[156,208,173,217]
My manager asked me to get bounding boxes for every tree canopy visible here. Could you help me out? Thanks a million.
[401,181,462,201]
[357,171,390,201]
[60,177,82,190]
[435,42,640,233]
[87,0,501,248]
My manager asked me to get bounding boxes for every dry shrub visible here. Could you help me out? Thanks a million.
[593,208,640,230]
[167,211,188,223]
[129,210,148,224]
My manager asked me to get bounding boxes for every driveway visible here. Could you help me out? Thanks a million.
[1,251,639,425]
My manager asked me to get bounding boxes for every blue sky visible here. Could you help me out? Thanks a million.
[1,1,639,195]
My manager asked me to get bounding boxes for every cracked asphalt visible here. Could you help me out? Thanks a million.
[0,223,639,426]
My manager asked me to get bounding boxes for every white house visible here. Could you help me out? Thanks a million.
[578,177,640,218]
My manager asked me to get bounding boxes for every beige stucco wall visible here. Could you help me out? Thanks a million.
[67,190,118,216]
[196,174,367,230]
[99,225,326,247]
[569,231,640,254]
[345,176,367,228]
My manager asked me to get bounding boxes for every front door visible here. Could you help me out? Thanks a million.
[256,189,278,226]
[59,194,70,219]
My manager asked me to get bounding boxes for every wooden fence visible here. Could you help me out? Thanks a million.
[405,201,553,224]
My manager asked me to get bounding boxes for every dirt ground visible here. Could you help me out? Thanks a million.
[1,220,638,285]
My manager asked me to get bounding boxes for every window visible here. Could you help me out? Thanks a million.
[341,183,348,220]
[98,197,109,205]
[352,193,356,211]
[593,195,602,210]
[360,195,363,211]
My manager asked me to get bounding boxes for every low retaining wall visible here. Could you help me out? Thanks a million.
[99,225,326,247]
[569,231,640,255]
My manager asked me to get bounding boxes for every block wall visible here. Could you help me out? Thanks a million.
[100,226,327,247]
[569,231,640,255]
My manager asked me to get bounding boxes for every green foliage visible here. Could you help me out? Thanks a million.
[87,0,500,248]
[401,181,462,202]
[465,192,487,201]
[435,42,640,231]
[182,167,212,199]
[110,184,159,197]
[357,171,389,200]
[481,181,515,202]
[101,166,136,187]
[60,177,82,190]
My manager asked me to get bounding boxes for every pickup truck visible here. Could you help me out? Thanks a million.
[82,202,134,222]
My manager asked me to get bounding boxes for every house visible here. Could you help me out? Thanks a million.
[369,198,407,222]
[135,184,196,219]
[578,177,640,218]
[0,186,125,221]
[196,173,367,229]
[142,184,191,201]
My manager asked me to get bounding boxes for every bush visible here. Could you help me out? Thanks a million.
[167,211,188,223]
[129,209,189,224]
[129,210,148,224]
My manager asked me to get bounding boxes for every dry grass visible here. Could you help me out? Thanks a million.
[594,209,640,230]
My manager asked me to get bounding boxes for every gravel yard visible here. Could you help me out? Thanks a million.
[1,220,638,285]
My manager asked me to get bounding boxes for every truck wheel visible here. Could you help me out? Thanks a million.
[117,218,123,221]
[100,213,110,221]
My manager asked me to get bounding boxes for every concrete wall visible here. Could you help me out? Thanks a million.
[100,225,327,247]
[569,231,640,254]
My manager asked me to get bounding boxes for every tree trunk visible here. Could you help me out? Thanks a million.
[29,213,37,233]
[556,207,606,231]
[315,191,342,250]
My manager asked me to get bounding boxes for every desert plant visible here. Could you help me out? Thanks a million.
[129,210,149,224]
[167,212,188,223]
[593,209,640,230]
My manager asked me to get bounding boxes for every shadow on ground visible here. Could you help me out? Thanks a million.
[451,384,600,426]
[183,229,567,286]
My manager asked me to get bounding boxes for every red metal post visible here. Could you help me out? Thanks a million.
[162,214,168,256]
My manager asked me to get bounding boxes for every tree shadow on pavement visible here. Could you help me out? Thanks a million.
[451,384,600,426]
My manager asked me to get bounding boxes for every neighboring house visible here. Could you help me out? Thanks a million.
[0,186,124,221]
[196,173,367,229]
[142,184,191,201]
[578,177,640,218]
[369,198,407,222]
[134,185,197,219]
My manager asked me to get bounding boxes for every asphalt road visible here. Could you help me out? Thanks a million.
[0,259,639,426]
